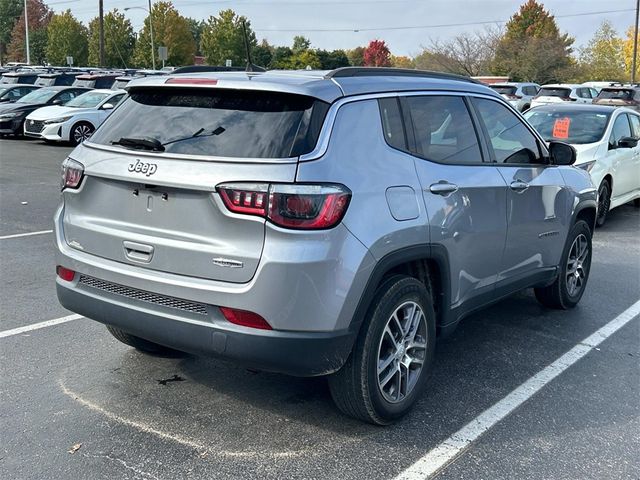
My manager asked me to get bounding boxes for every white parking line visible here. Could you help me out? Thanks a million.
[394,299,640,480]
[0,314,83,339]
[0,229,53,240]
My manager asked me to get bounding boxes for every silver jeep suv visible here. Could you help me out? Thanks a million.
[55,67,597,424]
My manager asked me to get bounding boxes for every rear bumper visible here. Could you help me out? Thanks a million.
[57,279,357,376]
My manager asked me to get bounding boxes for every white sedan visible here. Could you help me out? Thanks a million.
[24,89,126,145]
[524,104,640,226]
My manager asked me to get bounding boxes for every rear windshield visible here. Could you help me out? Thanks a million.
[112,79,131,89]
[491,86,517,95]
[90,88,330,158]
[73,78,94,88]
[537,88,571,98]
[35,77,55,86]
[524,109,611,144]
[596,88,634,100]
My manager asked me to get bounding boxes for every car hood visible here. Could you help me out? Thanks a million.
[571,143,602,164]
[26,105,91,120]
[0,101,43,114]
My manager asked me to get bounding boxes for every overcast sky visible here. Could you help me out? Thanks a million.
[50,0,636,57]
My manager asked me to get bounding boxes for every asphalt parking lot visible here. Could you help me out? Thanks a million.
[1,137,639,480]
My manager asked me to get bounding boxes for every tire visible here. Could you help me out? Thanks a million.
[106,325,185,356]
[534,220,592,309]
[596,179,611,227]
[70,121,94,146]
[328,275,436,425]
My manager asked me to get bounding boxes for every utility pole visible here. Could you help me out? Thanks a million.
[24,0,30,64]
[148,0,156,70]
[633,0,639,83]
[99,0,105,67]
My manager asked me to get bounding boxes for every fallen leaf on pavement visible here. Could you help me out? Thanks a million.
[68,443,82,454]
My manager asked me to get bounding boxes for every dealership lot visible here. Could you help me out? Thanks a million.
[1,138,639,479]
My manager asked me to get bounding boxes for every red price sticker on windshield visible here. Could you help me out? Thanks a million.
[552,117,571,139]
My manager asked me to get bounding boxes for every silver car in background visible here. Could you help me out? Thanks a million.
[54,68,597,424]
[490,82,540,111]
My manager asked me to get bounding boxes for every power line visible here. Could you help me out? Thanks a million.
[252,8,636,32]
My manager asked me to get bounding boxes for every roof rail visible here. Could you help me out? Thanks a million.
[325,67,481,84]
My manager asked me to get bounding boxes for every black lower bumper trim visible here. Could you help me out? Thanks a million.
[57,283,356,377]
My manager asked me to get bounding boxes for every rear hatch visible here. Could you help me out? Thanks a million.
[62,84,330,283]
[594,88,637,107]
[535,87,572,104]
[490,85,518,101]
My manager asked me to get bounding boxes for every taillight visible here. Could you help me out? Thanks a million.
[56,266,76,281]
[61,158,84,190]
[217,183,351,230]
[506,94,522,100]
[219,307,272,330]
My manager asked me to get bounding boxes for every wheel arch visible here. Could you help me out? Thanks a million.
[69,119,95,141]
[350,245,452,337]
[574,202,597,234]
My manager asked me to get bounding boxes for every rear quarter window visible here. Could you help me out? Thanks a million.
[90,87,330,159]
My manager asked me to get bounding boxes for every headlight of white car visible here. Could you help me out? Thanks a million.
[0,112,20,120]
[44,116,73,125]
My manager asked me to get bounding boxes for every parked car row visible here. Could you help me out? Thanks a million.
[489,82,640,112]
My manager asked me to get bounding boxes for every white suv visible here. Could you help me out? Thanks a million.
[531,84,598,108]
[490,82,540,112]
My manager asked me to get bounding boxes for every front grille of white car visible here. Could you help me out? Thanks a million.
[78,274,209,315]
[25,119,45,133]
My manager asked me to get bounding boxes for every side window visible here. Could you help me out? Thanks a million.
[576,88,588,98]
[405,95,483,164]
[610,114,632,147]
[590,88,599,98]
[628,115,640,139]
[7,89,22,99]
[378,97,407,151]
[55,91,75,103]
[111,94,125,105]
[524,86,537,96]
[473,97,542,164]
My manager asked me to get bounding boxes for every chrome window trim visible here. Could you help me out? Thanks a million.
[299,89,545,162]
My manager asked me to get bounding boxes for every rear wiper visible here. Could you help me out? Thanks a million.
[161,126,225,147]
[111,136,165,152]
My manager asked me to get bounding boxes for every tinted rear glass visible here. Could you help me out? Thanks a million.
[73,79,94,88]
[491,86,517,95]
[596,88,635,100]
[524,109,611,144]
[538,88,571,98]
[90,88,330,158]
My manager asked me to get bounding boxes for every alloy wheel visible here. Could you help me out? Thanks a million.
[73,124,93,143]
[565,233,589,297]
[376,301,427,403]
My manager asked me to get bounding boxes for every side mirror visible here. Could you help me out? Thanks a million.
[101,102,114,110]
[549,141,576,166]
[51,98,63,105]
[617,136,638,149]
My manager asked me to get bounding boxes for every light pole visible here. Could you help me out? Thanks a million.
[125,2,156,69]
[24,0,30,64]
[633,0,639,83]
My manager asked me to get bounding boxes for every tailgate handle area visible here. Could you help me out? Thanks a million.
[123,241,154,263]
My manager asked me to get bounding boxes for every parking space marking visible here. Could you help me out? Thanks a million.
[59,381,207,453]
[0,229,53,240]
[0,314,83,339]
[60,380,310,459]
[394,299,640,480]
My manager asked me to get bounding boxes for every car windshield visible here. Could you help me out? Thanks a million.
[491,86,517,95]
[90,87,330,158]
[524,109,611,144]
[17,88,58,103]
[537,88,571,98]
[65,91,110,108]
[596,88,634,100]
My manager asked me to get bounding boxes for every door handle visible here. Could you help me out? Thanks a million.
[510,180,529,192]
[429,182,459,196]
